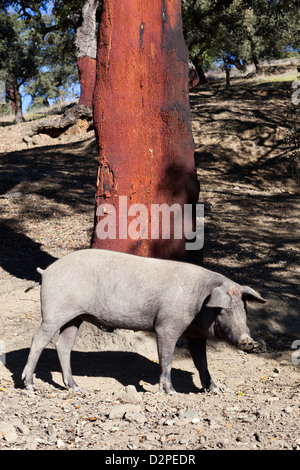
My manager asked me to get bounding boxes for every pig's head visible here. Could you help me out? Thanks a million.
[205,283,266,351]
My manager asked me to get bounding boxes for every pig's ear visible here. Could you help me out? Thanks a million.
[206,286,231,309]
[241,286,266,303]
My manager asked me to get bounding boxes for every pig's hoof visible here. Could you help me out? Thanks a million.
[159,385,177,395]
[202,382,221,394]
[209,384,221,394]
[69,385,83,394]
[25,384,35,392]
[252,340,266,353]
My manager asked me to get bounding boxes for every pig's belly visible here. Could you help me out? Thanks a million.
[88,301,158,332]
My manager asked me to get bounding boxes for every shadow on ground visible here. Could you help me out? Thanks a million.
[0,222,57,282]
[191,80,300,334]
[6,348,199,394]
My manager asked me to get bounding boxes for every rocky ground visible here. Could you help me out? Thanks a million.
[0,331,299,451]
[0,72,299,451]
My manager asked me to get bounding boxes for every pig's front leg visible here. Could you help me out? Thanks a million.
[187,337,220,393]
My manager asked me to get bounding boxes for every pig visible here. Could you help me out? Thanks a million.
[22,249,266,394]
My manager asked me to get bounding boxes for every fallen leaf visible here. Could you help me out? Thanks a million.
[88,416,100,422]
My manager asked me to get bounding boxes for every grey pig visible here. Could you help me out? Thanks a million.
[22,249,266,394]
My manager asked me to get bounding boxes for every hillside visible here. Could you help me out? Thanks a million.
[0,71,299,450]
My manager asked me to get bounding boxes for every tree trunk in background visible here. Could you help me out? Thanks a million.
[74,0,99,107]
[92,0,200,263]
[77,56,97,108]
[14,86,24,123]
[194,54,207,84]
[252,51,261,73]
[223,57,231,87]
[8,88,15,112]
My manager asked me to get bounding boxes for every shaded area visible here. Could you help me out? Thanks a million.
[0,138,97,210]
[6,348,199,394]
[191,80,296,185]
[0,138,97,281]
[191,80,300,334]
[0,222,56,282]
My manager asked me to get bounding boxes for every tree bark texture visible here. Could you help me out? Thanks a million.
[92,0,200,262]
[8,88,15,111]
[77,56,97,107]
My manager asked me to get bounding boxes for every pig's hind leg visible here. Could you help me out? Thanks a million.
[22,321,60,390]
[56,318,83,392]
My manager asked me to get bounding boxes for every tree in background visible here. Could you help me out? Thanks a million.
[54,0,100,108]
[182,0,300,84]
[2,0,299,117]
[24,15,78,109]
[1,0,100,111]
[241,0,300,71]
[0,12,41,122]
[68,0,99,107]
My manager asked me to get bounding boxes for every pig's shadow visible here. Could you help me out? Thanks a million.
[6,348,199,394]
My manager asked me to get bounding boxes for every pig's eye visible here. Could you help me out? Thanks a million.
[216,306,230,314]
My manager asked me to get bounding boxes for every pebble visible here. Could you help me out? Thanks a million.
[108,404,142,420]
[164,419,174,426]
[0,423,18,443]
[24,436,38,450]
[180,409,200,423]
[125,410,146,424]
[16,423,30,436]
[122,385,142,403]
[47,424,57,438]
[57,438,65,449]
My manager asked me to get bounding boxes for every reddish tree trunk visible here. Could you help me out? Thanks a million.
[71,0,99,107]
[77,57,96,108]
[8,88,15,111]
[92,0,200,262]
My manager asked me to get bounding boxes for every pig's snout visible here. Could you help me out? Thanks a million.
[237,334,258,352]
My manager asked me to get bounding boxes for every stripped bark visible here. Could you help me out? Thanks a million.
[92,0,200,263]
[71,0,99,108]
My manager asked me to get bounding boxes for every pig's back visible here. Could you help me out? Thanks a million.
[40,249,207,330]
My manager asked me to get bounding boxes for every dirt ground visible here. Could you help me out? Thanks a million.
[0,72,299,451]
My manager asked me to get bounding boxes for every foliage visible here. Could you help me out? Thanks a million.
[0,12,41,90]
[182,0,300,76]
[1,0,299,114]
[24,14,78,108]
[0,2,80,114]
[53,0,88,30]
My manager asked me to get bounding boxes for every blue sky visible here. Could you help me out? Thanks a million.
[21,82,80,112]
